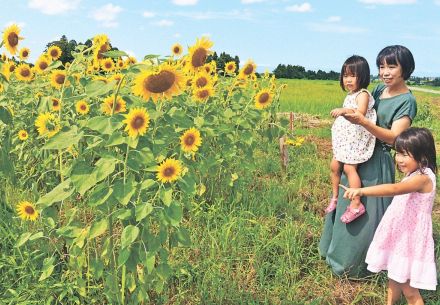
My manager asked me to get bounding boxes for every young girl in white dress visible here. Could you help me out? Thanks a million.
[325,55,377,223]
[341,127,437,305]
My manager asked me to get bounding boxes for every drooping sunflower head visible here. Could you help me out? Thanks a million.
[180,127,202,153]
[193,86,214,103]
[2,24,23,55]
[254,89,273,110]
[76,100,90,115]
[225,61,237,75]
[101,96,127,115]
[171,43,183,56]
[34,55,51,74]
[51,97,61,111]
[187,37,214,72]
[50,69,69,89]
[93,41,110,61]
[132,63,186,103]
[18,129,28,141]
[101,58,115,72]
[156,158,183,183]
[126,56,137,65]
[123,108,150,138]
[239,59,257,78]
[15,63,33,82]
[16,201,38,221]
[35,112,60,138]
[19,47,30,61]
[47,45,62,60]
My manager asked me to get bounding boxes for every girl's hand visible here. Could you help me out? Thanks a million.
[330,108,347,118]
[343,110,366,125]
[339,184,362,200]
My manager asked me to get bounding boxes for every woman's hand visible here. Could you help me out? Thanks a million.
[343,110,366,126]
[339,184,362,200]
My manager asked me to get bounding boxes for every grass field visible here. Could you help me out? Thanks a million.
[1,79,439,304]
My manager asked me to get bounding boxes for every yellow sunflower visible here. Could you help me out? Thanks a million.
[126,56,137,65]
[47,45,62,60]
[35,112,60,138]
[19,47,30,61]
[1,53,6,61]
[156,158,182,183]
[76,100,90,115]
[204,61,216,74]
[50,69,69,89]
[224,61,237,75]
[2,60,15,80]
[34,55,51,74]
[50,97,61,111]
[16,201,38,221]
[180,128,202,153]
[192,71,213,90]
[18,129,28,140]
[15,63,33,82]
[171,43,183,56]
[101,58,115,72]
[239,59,257,78]
[116,59,126,70]
[2,24,23,55]
[101,96,127,115]
[193,86,214,103]
[186,37,213,72]
[132,63,186,103]
[93,41,110,62]
[254,89,273,110]
[123,108,150,138]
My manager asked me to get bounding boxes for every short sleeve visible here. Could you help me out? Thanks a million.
[392,94,417,123]
[371,84,386,101]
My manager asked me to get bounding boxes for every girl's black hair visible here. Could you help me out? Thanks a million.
[376,45,415,80]
[339,55,370,91]
[395,127,437,174]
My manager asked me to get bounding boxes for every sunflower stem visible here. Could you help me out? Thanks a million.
[58,150,64,182]
[111,75,126,116]
[121,265,126,304]
[123,144,130,185]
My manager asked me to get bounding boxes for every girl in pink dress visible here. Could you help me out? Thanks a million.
[326,55,377,223]
[341,127,437,305]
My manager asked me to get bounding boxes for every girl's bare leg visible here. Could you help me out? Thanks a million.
[401,281,424,305]
[344,163,362,208]
[387,279,402,305]
[330,159,343,198]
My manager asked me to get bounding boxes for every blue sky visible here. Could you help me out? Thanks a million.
[2,0,440,76]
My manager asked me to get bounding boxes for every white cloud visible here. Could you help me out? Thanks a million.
[172,0,198,5]
[152,19,174,27]
[91,3,122,28]
[241,0,266,3]
[435,0,440,5]
[286,2,312,13]
[358,0,416,4]
[326,16,341,22]
[28,0,81,15]
[142,11,155,18]
[175,9,253,21]
[308,23,367,33]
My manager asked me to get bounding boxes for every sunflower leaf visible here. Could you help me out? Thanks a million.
[112,177,137,206]
[102,50,128,58]
[15,232,32,248]
[120,225,139,249]
[85,80,117,98]
[0,106,13,124]
[37,178,74,208]
[42,126,83,150]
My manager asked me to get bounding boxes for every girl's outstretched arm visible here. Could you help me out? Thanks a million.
[340,174,432,199]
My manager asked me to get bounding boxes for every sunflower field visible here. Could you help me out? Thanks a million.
[0,25,287,304]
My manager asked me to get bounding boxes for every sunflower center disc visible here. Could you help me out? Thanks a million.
[39,62,48,70]
[164,167,175,177]
[24,206,35,215]
[259,93,269,104]
[185,135,195,145]
[244,64,254,75]
[196,77,208,88]
[21,69,30,77]
[198,90,209,99]
[144,70,176,93]
[192,48,207,68]
[8,33,19,47]
[55,74,65,84]
[132,116,144,129]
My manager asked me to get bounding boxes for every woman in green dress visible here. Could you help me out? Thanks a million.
[319,45,417,277]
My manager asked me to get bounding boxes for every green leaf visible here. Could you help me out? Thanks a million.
[29,232,44,241]
[16,232,32,247]
[140,179,156,190]
[88,184,113,207]
[85,80,117,98]
[145,252,155,274]
[102,50,129,58]
[39,257,55,281]
[164,202,182,226]
[112,178,137,206]
[105,132,125,147]
[37,179,74,208]
[120,225,139,249]
[86,116,124,135]
[117,247,131,266]
[0,106,12,124]
[194,116,204,128]
[224,108,235,119]
[70,161,95,195]
[156,263,172,280]
[94,157,117,182]
[135,202,153,221]
[89,218,108,239]
[0,146,14,179]
[159,188,173,206]
[176,227,191,247]
[42,126,83,150]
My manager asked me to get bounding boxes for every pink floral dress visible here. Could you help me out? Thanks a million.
[331,89,376,164]
[365,168,437,290]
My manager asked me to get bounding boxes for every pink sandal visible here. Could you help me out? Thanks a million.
[340,203,365,223]
[325,198,338,214]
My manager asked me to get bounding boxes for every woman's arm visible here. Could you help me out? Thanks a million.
[341,174,432,199]
[343,113,411,145]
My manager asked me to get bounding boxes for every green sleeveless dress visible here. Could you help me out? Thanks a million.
[319,84,417,277]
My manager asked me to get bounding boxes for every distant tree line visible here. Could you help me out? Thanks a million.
[206,52,240,74]
[272,64,339,80]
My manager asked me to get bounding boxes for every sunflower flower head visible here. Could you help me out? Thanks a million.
[225,61,237,75]
[15,63,33,82]
[16,201,38,221]
[193,86,214,103]
[35,55,51,74]
[35,112,60,138]
[47,45,62,60]
[19,47,30,61]
[171,43,183,56]
[101,96,127,115]
[76,100,90,115]
[50,69,69,89]
[186,37,214,72]
[254,88,273,110]
[101,58,115,72]
[156,158,183,183]
[123,108,150,138]
[180,128,202,153]
[18,129,28,141]
[239,59,257,78]
[51,97,61,111]
[2,24,23,55]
